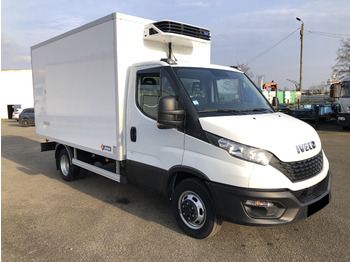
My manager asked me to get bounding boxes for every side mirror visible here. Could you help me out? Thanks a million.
[157,96,184,129]
[272,96,279,111]
[330,84,335,98]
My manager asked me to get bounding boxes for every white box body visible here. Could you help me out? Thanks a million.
[31,13,210,160]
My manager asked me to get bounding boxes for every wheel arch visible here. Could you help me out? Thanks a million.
[166,166,211,198]
[55,144,74,170]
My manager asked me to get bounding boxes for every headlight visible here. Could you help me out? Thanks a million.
[218,138,272,165]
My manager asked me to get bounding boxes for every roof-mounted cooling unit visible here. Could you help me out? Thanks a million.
[144,21,211,46]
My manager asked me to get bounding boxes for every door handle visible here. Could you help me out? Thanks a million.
[130,127,137,142]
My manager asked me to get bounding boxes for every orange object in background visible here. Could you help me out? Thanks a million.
[263,81,278,91]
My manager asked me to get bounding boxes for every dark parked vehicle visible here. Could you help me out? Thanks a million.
[19,108,35,127]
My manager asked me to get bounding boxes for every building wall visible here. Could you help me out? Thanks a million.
[0,70,34,119]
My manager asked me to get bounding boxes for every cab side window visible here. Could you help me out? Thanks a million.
[136,73,177,119]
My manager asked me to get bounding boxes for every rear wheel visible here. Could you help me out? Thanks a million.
[58,149,80,181]
[172,178,222,239]
[21,118,30,127]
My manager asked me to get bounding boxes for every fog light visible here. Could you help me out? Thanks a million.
[245,200,275,207]
[243,200,285,218]
[338,117,346,121]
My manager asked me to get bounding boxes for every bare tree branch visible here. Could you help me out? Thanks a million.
[332,38,350,79]
[236,63,254,79]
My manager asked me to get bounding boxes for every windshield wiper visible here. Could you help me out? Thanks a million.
[241,108,273,113]
[198,109,247,114]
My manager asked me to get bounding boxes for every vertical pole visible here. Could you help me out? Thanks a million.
[168,42,172,59]
[299,22,304,95]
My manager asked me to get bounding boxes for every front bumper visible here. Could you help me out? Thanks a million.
[206,171,331,225]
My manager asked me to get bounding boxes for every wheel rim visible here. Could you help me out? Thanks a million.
[60,154,70,176]
[178,190,206,229]
[22,119,29,127]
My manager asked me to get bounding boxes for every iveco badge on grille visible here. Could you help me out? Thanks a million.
[296,141,316,154]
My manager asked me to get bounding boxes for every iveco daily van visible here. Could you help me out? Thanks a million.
[31,13,331,238]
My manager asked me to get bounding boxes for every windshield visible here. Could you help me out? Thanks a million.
[173,67,273,115]
[340,81,350,98]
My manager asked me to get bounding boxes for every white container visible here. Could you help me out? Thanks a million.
[31,13,211,160]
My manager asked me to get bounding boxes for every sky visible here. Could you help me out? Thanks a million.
[2,0,350,90]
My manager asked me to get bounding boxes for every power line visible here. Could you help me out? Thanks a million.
[305,30,350,39]
[245,28,299,65]
[244,28,349,66]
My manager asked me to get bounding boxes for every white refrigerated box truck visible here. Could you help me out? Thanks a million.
[31,12,331,238]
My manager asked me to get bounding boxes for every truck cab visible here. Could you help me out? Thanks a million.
[337,77,350,129]
[125,60,331,238]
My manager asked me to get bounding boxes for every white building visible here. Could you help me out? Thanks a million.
[0,70,34,119]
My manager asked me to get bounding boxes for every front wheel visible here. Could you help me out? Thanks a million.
[58,149,80,181]
[172,178,222,239]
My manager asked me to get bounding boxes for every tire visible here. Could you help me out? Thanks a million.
[21,118,30,127]
[172,178,222,239]
[58,149,80,181]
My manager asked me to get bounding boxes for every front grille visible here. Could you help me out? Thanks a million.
[270,151,323,182]
[153,21,211,41]
[292,172,329,204]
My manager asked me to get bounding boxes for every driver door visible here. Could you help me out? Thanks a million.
[126,66,185,193]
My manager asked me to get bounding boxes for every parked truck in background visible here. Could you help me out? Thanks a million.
[331,77,350,129]
[31,13,331,239]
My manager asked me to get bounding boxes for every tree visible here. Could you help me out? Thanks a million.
[332,38,350,80]
[236,63,254,79]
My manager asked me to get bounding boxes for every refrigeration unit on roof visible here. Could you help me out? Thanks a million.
[143,20,211,47]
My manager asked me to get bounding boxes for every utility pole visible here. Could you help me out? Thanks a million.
[296,17,304,96]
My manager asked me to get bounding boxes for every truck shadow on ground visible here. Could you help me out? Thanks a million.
[2,135,182,236]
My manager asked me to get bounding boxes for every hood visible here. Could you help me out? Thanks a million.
[199,112,321,162]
